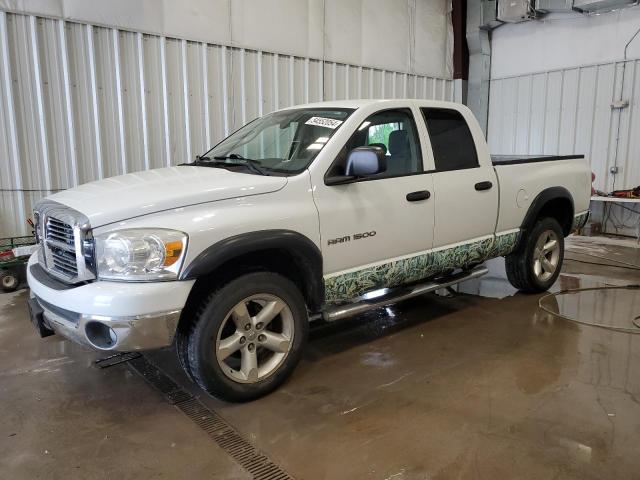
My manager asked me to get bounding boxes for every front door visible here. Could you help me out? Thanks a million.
[311,107,435,302]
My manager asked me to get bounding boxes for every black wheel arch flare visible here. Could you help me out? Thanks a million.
[515,186,575,252]
[180,229,324,312]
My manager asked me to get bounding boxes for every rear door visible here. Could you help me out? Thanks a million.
[420,107,498,248]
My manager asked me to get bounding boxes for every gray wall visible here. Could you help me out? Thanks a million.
[488,8,640,193]
[0,1,455,237]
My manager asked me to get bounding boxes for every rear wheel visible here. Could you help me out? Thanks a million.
[506,217,564,293]
[179,272,308,402]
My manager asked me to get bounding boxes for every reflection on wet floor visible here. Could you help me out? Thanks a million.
[566,235,640,267]
[540,286,640,333]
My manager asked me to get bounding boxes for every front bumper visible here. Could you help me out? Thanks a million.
[26,253,195,351]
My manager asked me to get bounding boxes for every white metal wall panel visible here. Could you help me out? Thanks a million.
[0,11,454,237]
[488,59,640,193]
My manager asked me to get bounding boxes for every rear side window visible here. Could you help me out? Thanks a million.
[421,108,478,172]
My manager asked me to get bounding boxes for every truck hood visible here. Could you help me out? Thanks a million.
[47,166,288,227]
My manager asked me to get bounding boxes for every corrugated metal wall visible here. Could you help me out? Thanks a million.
[0,11,455,237]
[488,58,640,193]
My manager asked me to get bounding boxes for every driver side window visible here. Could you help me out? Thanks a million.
[327,108,423,179]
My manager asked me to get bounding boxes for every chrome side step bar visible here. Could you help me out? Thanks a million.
[321,266,488,322]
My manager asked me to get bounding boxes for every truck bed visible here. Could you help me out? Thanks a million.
[491,154,585,166]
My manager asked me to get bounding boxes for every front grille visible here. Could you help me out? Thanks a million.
[45,217,79,277]
[34,200,95,284]
[46,217,75,246]
[50,245,78,276]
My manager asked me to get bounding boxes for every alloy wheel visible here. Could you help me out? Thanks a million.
[215,294,294,384]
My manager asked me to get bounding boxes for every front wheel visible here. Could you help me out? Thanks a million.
[179,272,308,402]
[506,217,564,293]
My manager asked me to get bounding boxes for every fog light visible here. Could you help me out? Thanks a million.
[85,321,117,349]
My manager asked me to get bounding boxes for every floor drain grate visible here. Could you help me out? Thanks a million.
[128,356,294,480]
[94,352,141,369]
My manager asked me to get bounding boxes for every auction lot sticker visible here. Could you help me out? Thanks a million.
[305,117,343,129]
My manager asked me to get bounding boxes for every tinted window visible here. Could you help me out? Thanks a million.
[327,109,422,179]
[422,108,478,171]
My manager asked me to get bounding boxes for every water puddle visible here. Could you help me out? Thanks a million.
[539,285,640,333]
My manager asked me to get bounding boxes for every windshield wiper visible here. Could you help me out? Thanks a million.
[190,154,268,176]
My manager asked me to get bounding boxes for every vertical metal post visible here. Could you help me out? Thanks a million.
[541,72,549,154]
[288,55,294,106]
[304,57,309,104]
[369,68,374,98]
[160,37,171,166]
[221,45,229,137]
[136,32,149,170]
[273,53,279,110]
[112,28,127,174]
[86,24,103,179]
[257,51,264,116]
[181,39,192,162]
[257,51,264,156]
[58,19,78,185]
[318,58,323,101]
[392,72,396,98]
[274,53,280,157]
[332,62,336,100]
[556,70,564,156]
[239,48,246,125]
[345,64,349,100]
[201,42,210,148]
[239,48,247,156]
[29,15,51,190]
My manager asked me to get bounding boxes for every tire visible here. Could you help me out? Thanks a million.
[506,217,564,293]
[179,272,308,402]
[1,270,19,292]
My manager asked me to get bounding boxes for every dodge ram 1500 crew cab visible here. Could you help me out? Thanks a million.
[27,99,591,401]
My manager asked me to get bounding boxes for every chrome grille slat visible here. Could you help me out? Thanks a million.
[47,230,73,240]
[46,219,75,247]
[47,228,73,237]
[45,238,76,253]
[47,223,72,232]
[52,262,77,275]
[34,200,95,284]
[47,219,73,229]
[51,253,77,268]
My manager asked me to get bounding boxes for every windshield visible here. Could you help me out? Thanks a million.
[200,108,354,175]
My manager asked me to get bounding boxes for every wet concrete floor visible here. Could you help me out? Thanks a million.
[1,236,639,479]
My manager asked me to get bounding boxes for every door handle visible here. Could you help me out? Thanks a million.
[475,181,493,191]
[406,190,431,202]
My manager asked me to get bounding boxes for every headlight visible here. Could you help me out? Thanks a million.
[95,229,187,281]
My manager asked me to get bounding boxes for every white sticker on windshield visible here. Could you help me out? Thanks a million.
[305,117,343,129]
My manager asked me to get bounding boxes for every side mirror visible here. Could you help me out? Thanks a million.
[346,146,387,177]
[324,145,387,186]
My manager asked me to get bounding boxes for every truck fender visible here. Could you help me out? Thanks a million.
[516,186,574,250]
[180,230,324,311]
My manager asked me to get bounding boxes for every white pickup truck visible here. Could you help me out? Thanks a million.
[27,99,591,401]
